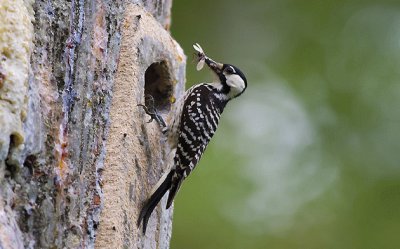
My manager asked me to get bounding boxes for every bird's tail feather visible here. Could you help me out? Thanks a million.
[166,178,183,209]
[137,170,174,234]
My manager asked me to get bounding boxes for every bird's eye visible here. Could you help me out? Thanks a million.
[225,67,234,74]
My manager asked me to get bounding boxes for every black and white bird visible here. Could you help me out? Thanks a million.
[137,43,247,233]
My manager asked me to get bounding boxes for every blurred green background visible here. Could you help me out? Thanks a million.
[170,0,400,248]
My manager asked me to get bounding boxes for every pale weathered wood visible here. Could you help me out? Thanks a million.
[0,0,184,248]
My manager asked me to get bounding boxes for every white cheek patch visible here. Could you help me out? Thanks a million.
[226,74,245,95]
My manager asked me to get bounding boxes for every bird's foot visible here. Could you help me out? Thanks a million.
[137,95,167,129]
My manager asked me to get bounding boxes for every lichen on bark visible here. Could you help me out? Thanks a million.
[0,0,34,246]
[0,0,33,165]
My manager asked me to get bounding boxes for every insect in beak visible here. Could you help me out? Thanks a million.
[193,43,223,74]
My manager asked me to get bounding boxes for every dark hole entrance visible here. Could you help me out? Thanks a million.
[144,61,173,112]
[5,134,22,177]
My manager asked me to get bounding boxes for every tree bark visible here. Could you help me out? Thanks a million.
[0,0,185,248]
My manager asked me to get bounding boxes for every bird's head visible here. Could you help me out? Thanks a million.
[193,43,247,99]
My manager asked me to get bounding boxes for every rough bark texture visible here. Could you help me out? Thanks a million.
[0,0,185,248]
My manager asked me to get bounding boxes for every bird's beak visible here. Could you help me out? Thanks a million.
[204,57,223,75]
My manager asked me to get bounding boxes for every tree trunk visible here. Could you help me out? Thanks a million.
[0,0,185,248]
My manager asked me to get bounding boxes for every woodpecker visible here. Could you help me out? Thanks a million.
[137,43,247,233]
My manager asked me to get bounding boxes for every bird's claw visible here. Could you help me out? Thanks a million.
[137,96,167,128]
